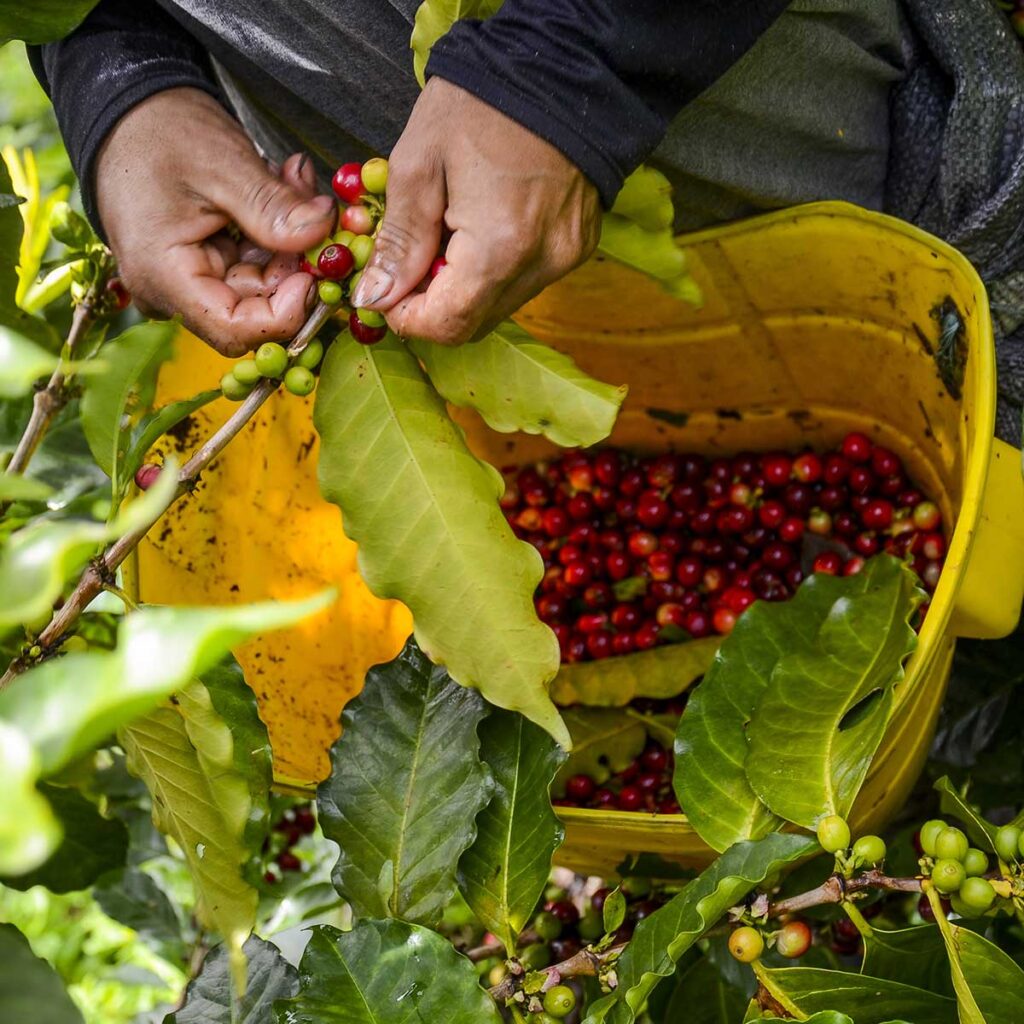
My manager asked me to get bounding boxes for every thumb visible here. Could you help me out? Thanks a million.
[351,163,445,310]
[208,151,336,253]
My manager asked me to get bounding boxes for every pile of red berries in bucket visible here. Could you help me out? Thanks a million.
[503,431,945,664]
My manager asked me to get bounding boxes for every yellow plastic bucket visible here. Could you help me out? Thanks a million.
[130,201,1024,877]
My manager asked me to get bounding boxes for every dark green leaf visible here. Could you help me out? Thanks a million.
[0,1,100,45]
[861,923,952,997]
[1,783,127,892]
[272,920,503,1024]
[587,834,818,1024]
[318,639,493,928]
[664,957,747,1024]
[745,557,922,827]
[94,867,188,965]
[756,965,956,1024]
[457,710,565,950]
[0,922,83,1023]
[603,887,627,934]
[165,934,298,1024]
[550,638,718,706]
[80,320,175,490]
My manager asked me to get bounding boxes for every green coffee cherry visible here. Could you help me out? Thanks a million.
[532,910,562,942]
[728,926,764,963]
[361,157,388,194]
[934,826,969,863]
[220,371,252,401]
[931,858,966,894]
[334,229,356,248]
[519,943,551,970]
[919,819,948,857]
[284,366,316,397]
[318,280,343,305]
[962,848,989,878]
[542,985,576,1018]
[816,815,851,854]
[355,307,386,328]
[994,825,1021,862]
[305,240,330,265]
[957,876,996,913]
[578,909,603,941]
[852,834,886,865]
[296,338,324,370]
[232,358,261,385]
[349,234,374,269]
[255,342,288,379]
[487,964,505,987]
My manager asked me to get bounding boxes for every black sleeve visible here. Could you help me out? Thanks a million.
[28,0,222,234]
[426,0,791,206]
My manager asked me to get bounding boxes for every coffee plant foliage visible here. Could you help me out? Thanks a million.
[1,12,1024,1024]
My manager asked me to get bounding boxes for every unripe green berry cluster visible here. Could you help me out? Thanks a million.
[918,818,998,915]
[220,337,325,401]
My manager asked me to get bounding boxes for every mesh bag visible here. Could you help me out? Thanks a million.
[887,0,1024,441]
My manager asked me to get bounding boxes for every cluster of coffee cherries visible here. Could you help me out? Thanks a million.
[503,434,945,662]
[912,816,1005,917]
[554,715,683,814]
[300,157,446,345]
[262,801,316,883]
[220,335,326,402]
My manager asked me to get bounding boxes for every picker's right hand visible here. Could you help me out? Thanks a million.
[95,87,336,355]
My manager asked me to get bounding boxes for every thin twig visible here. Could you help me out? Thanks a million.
[466,941,505,963]
[0,302,332,689]
[769,870,922,917]
[5,294,99,476]
[489,943,626,1002]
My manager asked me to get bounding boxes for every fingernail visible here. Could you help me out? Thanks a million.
[297,152,310,173]
[351,266,393,307]
[293,194,337,232]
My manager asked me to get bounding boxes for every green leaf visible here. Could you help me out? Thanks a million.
[457,709,566,950]
[410,0,505,86]
[0,782,127,892]
[758,1015,856,1024]
[0,720,60,875]
[928,890,1024,1024]
[664,957,747,1024]
[0,473,52,501]
[123,389,220,488]
[80,320,176,491]
[611,166,675,232]
[272,920,503,1024]
[0,922,84,1024]
[165,934,298,1024]
[412,320,626,448]
[756,965,957,1024]
[0,457,177,629]
[0,324,56,397]
[554,706,647,791]
[597,214,702,306]
[551,637,718,706]
[94,867,188,965]
[603,887,627,934]
[0,592,332,775]
[745,557,922,827]
[0,3,100,48]
[317,639,493,928]
[589,834,818,1024]
[313,332,566,746]
[934,776,997,850]
[861,923,952,997]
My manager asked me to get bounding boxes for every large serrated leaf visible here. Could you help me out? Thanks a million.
[555,706,647,791]
[412,320,625,448]
[0,592,331,775]
[927,889,1024,1024]
[409,0,505,86]
[587,834,818,1024]
[756,965,956,1024]
[0,782,127,892]
[313,332,566,746]
[745,557,922,827]
[0,923,84,1024]
[80,320,175,491]
[165,934,298,1024]
[0,720,60,875]
[317,639,493,928]
[272,920,503,1024]
[551,637,718,706]
[457,710,566,950]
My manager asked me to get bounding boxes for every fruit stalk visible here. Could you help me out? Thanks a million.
[0,301,333,689]
[767,869,922,917]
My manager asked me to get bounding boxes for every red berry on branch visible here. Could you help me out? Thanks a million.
[318,243,355,280]
[105,276,132,310]
[340,204,374,235]
[332,162,366,203]
[134,463,162,491]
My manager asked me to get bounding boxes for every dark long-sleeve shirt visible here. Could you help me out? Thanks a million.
[30,0,789,231]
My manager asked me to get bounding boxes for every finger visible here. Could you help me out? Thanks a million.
[280,152,318,198]
[203,233,240,279]
[153,243,316,356]
[350,155,445,311]
[224,251,303,298]
[205,148,336,254]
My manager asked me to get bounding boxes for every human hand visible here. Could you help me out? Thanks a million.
[350,78,601,345]
[95,88,336,355]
